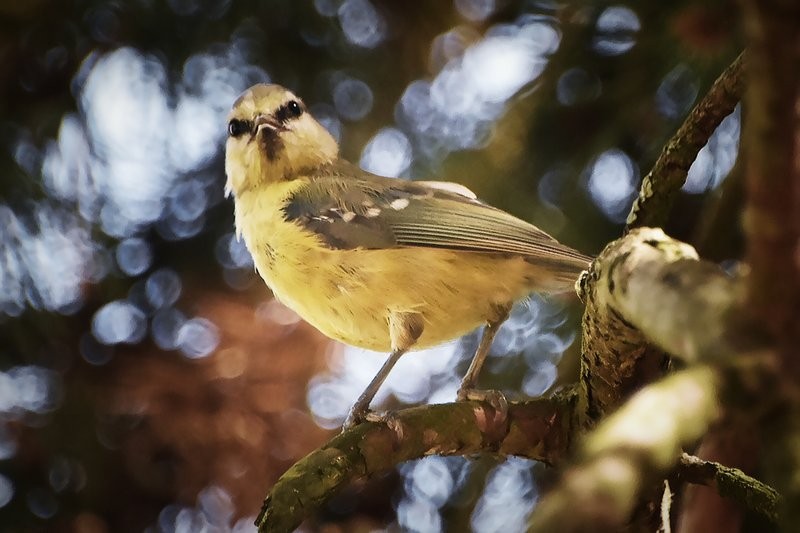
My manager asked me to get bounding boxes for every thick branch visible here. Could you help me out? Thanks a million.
[593,228,741,362]
[529,366,722,532]
[678,453,780,523]
[535,228,776,531]
[529,357,777,532]
[577,227,740,423]
[626,52,745,230]
[256,394,577,533]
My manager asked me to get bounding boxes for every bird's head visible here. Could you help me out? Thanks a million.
[224,84,339,196]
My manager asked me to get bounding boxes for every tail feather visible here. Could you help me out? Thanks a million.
[524,249,592,292]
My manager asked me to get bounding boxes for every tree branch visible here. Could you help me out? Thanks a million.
[625,52,745,230]
[675,420,760,533]
[588,227,742,363]
[529,355,777,532]
[256,393,577,533]
[577,227,740,426]
[678,453,780,523]
[529,366,722,532]
[531,228,777,531]
[254,229,746,532]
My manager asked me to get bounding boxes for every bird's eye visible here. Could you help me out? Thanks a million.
[227,119,250,138]
[275,100,304,123]
[287,100,303,118]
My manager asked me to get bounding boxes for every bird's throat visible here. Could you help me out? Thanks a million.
[259,128,283,161]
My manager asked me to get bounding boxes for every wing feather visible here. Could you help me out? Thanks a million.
[283,164,591,267]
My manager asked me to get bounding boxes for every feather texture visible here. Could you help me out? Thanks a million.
[283,161,591,269]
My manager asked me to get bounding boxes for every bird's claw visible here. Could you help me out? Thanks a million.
[342,408,401,434]
[457,388,509,419]
[342,406,370,431]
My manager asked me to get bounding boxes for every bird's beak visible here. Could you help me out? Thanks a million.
[254,114,284,133]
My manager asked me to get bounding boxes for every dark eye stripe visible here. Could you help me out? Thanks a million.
[227,119,251,137]
[274,100,304,123]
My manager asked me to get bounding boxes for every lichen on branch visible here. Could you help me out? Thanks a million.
[256,395,577,533]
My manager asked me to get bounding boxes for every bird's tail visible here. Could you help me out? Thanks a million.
[524,248,592,292]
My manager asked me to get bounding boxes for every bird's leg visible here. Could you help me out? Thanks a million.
[457,303,512,414]
[343,348,406,430]
[343,311,424,430]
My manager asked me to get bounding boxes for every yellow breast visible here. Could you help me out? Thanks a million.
[233,181,537,352]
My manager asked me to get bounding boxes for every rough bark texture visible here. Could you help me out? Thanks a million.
[676,423,761,533]
[678,453,780,524]
[530,228,767,532]
[256,394,577,533]
[576,227,740,428]
[626,53,745,230]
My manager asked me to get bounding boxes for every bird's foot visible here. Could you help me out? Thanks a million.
[342,405,371,431]
[457,388,509,422]
[342,408,402,434]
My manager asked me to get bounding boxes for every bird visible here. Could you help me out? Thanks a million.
[224,83,591,428]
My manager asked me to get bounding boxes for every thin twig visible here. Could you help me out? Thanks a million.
[679,453,781,523]
[529,356,777,533]
[625,52,745,231]
[660,480,673,533]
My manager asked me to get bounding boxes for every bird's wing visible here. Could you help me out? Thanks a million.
[283,164,590,265]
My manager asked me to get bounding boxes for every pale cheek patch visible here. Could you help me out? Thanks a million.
[390,198,410,210]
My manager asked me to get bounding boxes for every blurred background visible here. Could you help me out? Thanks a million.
[0,0,743,531]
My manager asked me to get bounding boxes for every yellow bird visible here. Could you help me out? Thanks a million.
[225,84,590,428]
